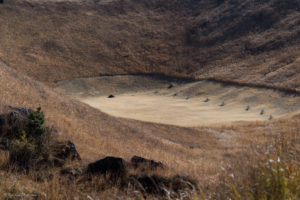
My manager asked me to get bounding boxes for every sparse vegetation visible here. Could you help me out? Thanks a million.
[0,42,299,199]
[0,107,201,199]
[2,107,49,170]
[0,0,299,199]
[226,139,300,200]
[0,0,299,91]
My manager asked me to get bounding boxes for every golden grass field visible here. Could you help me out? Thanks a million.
[0,0,300,199]
[54,75,300,126]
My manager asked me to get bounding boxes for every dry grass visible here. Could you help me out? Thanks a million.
[1,60,300,199]
[0,172,165,200]
[0,0,299,91]
[0,0,299,198]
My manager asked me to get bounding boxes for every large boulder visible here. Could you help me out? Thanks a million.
[131,155,164,170]
[87,156,126,178]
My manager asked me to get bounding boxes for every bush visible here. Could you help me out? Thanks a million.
[26,107,46,139]
[7,107,50,170]
[9,139,36,169]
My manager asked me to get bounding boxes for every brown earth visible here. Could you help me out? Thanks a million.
[0,0,300,198]
[0,0,299,91]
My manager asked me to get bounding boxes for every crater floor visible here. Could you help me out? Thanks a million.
[55,75,300,126]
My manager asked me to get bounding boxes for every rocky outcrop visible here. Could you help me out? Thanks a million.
[0,106,198,198]
[0,107,81,170]
[51,141,81,160]
[85,155,196,198]
[0,107,33,141]
[87,156,126,178]
[50,140,81,167]
[131,155,165,170]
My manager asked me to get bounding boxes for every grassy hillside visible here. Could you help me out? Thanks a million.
[1,58,300,198]
[0,0,299,91]
[0,0,300,198]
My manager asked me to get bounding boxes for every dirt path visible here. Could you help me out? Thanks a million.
[56,75,300,127]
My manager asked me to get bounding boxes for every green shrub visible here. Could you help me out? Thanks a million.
[7,107,50,170]
[26,107,46,139]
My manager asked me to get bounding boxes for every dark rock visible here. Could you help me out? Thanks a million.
[8,106,32,117]
[245,105,250,111]
[87,156,126,178]
[108,94,115,98]
[137,175,162,194]
[64,141,81,160]
[168,84,174,89]
[52,141,81,161]
[50,141,81,167]
[0,106,33,140]
[128,175,146,194]
[131,155,164,170]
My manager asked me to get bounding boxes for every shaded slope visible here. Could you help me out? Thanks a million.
[0,0,299,91]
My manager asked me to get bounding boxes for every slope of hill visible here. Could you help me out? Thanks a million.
[0,0,299,91]
[1,58,300,194]
[0,60,223,180]
[0,0,300,198]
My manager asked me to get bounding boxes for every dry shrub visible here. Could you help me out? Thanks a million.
[213,135,300,200]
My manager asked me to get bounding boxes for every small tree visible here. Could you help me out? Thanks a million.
[26,107,46,139]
